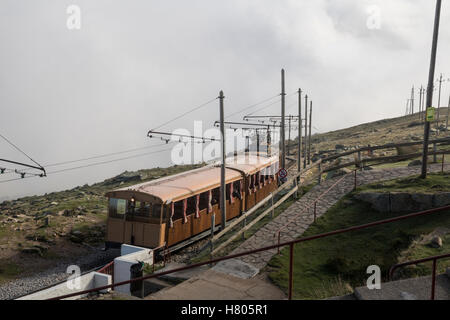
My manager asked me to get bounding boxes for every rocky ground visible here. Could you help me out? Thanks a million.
[0,246,120,300]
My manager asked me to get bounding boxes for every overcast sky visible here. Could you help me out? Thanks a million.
[1,0,449,200]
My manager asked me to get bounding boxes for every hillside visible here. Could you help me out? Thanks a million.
[0,110,449,284]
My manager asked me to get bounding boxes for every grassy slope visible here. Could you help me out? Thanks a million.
[267,173,450,300]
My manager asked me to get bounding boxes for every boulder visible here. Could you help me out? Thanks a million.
[430,236,443,248]
[408,160,422,167]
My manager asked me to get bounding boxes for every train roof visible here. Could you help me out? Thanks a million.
[105,154,278,204]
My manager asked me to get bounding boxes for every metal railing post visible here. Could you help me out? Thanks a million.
[288,243,294,300]
[313,202,317,222]
[277,231,281,255]
[431,259,437,300]
[271,192,274,218]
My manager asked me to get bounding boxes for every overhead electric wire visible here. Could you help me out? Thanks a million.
[150,97,218,131]
[0,132,44,169]
[0,145,176,184]
[26,143,169,169]
[224,94,281,120]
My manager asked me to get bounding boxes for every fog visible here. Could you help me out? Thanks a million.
[1,0,449,200]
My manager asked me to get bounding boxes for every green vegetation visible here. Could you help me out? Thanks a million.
[358,172,450,193]
[0,261,21,284]
[267,189,450,300]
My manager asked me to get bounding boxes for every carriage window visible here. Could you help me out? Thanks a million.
[187,197,196,214]
[233,181,242,200]
[109,198,126,218]
[212,188,220,206]
[199,192,208,211]
[226,184,231,201]
[151,204,162,218]
[173,201,184,220]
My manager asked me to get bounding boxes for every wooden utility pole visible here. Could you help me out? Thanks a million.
[297,88,302,175]
[280,69,286,171]
[421,0,442,179]
[304,95,308,169]
[219,90,227,229]
[308,101,312,165]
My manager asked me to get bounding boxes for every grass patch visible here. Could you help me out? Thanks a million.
[358,172,450,193]
[267,193,450,300]
[0,261,21,284]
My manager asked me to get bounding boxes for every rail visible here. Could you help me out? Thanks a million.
[389,252,450,300]
[48,205,450,300]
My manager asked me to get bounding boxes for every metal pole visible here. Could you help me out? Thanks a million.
[308,101,312,165]
[431,259,437,300]
[437,73,443,130]
[288,243,294,300]
[219,90,227,230]
[421,0,442,179]
[419,86,423,120]
[287,116,291,156]
[447,95,450,129]
[281,69,286,171]
[267,127,272,156]
[256,129,260,156]
[411,85,415,114]
[297,89,302,176]
[304,95,308,169]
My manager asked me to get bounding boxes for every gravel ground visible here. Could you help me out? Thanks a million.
[0,247,120,300]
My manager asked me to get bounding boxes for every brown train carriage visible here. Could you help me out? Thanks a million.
[104,155,279,250]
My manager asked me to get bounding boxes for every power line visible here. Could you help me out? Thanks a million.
[224,94,281,120]
[0,132,44,170]
[150,97,218,131]
[25,143,168,169]
[0,145,175,184]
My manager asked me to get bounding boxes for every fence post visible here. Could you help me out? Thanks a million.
[442,154,445,173]
[271,192,275,218]
[288,243,294,300]
[354,170,357,190]
[277,232,281,255]
[431,259,437,300]
[433,143,437,163]
[313,202,317,222]
[317,163,322,185]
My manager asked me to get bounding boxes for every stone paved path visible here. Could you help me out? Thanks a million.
[231,163,450,270]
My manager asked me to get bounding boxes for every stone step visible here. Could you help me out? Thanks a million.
[354,274,450,300]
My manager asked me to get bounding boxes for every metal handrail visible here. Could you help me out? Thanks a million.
[48,205,450,300]
[273,170,357,253]
[389,252,450,300]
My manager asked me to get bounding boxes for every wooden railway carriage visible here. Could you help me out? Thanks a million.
[105,155,279,250]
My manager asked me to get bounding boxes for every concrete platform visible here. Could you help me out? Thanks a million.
[212,259,259,279]
[158,262,209,283]
[355,274,450,300]
[146,269,286,300]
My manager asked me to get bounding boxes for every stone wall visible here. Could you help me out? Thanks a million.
[354,192,450,213]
